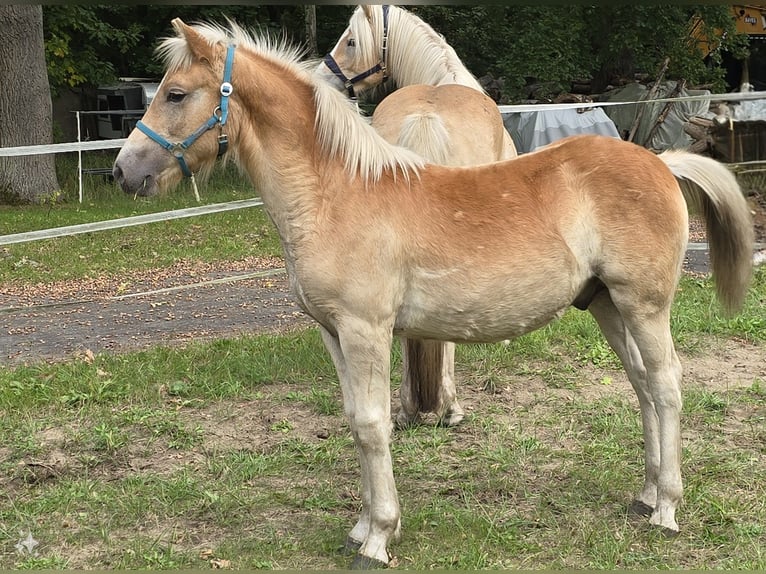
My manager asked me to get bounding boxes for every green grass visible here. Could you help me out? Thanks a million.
[1,153,281,284]
[3,365,764,569]
[1,155,765,568]
[1,275,764,568]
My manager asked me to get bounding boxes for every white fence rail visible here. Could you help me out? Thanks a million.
[0,198,264,246]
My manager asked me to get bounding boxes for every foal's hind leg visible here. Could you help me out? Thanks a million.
[588,292,683,533]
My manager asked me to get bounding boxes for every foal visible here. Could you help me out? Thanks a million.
[114,20,753,568]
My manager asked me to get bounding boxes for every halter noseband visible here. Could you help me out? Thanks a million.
[323,4,390,98]
[136,44,235,179]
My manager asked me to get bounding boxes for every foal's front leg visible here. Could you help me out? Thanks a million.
[320,323,400,568]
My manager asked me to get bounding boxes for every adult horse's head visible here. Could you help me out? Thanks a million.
[315,5,391,98]
[316,4,483,100]
[113,18,236,196]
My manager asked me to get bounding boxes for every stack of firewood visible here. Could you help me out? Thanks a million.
[683,116,716,154]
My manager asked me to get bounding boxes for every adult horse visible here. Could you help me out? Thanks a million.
[113,20,754,569]
[317,4,519,427]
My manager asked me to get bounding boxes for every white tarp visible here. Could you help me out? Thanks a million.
[502,107,620,154]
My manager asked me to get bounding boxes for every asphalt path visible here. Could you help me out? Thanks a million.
[1,244,761,366]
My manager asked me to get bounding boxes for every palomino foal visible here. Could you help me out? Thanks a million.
[113,20,753,569]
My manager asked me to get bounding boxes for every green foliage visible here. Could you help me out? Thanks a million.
[43,6,142,94]
[405,5,746,101]
[40,5,748,101]
[584,5,748,94]
[41,5,354,96]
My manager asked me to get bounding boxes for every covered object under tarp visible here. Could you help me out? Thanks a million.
[501,107,620,154]
[600,81,711,151]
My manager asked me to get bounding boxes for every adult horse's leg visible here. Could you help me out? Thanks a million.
[320,323,400,567]
[398,339,464,427]
[438,342,465,426]
[397,338,421,427]
[588,291,683,533]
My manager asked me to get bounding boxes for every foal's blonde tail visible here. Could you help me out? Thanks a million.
[660,150,754,313]
[397,112,451,165]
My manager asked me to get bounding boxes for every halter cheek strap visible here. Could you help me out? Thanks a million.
[136,43,235,179]
[323,4,390,99]
[322,55,384,99]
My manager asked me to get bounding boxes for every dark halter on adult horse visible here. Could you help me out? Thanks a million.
[322,5,390,98]
[316,4,519,429]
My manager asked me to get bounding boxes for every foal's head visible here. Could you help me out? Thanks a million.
[113,19,235,196]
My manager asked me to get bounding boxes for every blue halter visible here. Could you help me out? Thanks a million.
[323,5,390,99]
[136,44,235,178]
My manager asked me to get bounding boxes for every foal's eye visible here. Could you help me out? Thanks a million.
[167,91,186,103]
[347,38,356,48]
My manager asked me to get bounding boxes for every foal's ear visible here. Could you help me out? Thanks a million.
[171,18,216,65]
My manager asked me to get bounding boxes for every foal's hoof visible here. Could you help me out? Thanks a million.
[628,499,654,517]
[341,537,362,555]
[351,554,388,570]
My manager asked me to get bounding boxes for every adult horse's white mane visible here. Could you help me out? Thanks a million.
[157,20,423,182]
[349,5,485,91]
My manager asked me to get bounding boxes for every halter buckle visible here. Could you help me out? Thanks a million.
[217,133,229,157]
[220,82,233,97]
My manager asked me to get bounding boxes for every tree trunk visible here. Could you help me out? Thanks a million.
[304,5,317,58]
[0,5,60,204]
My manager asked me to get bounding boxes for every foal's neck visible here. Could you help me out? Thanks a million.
[231,48,421,248]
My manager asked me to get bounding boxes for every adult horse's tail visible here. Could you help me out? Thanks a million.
[397,112,451,166]
[397,112,459,425]
[400,339,444,418]
[660,150,754,313]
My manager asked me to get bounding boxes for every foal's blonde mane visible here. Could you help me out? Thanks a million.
[158,20,423,182]
[349,5,484,92]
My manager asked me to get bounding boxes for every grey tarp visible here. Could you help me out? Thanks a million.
[600,81,711,151]
[502,107,620,154]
